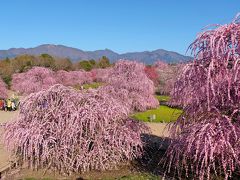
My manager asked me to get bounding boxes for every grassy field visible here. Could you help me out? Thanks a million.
[83,82,103,89]
[132,105,182,123]
[114,173,160,180]
[155,95,171,102]
[74,82,103,90]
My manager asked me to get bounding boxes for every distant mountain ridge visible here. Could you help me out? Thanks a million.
[0,44,192,64]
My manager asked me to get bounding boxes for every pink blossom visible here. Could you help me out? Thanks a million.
[90,68,112,82]
[11,67,57,95]
[55,70,93,86]
[154,61,184,95]
[105,60,159,112]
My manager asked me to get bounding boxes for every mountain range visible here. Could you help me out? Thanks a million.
[0,44,192,64]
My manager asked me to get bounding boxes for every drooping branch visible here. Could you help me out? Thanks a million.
[4,84,148,174]
[104,60,159,112]
[164,13,240,180]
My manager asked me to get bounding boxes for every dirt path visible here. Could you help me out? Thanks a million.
[145,122,170,137]
[0,110,18,172]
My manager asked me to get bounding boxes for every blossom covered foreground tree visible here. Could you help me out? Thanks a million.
[163,14,240,179]
[4,84,148,174]
[11,67,57,95]
[0,77,8,99]
[102,60,159,112]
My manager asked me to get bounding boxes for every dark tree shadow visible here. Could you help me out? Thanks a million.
[133,133,171,176]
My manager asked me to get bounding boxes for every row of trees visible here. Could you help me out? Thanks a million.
[0,54,111,86]
[0,52,182,97]
[11,66,112,95]
[10,61,160,113]
[2,54,181,96]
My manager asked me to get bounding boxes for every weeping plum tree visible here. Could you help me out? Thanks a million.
[102,60,159,112]
[11,67,94,95]
[144,65,159,85]
[55,70,93,86]
[0,77,8,99]
[4,84,148,174]
[163,14,240,179]
[11,67,57,95]
[90,68,112,83]
[169,62,207,107]
[154,60,183,95]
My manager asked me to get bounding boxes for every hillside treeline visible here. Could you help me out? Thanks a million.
[0,54,111,85]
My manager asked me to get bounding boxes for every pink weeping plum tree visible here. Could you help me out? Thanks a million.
[55,70,93,87]
[0,77,8,99]
[11,67,94,95]
[4,84,148,175]
[11,67,57,95]
[154,60,183,95]
[163,14,240,179]
[90,68,112,83]
[144,65,159,85]
[103,60,159,112]
[168,62,207,107]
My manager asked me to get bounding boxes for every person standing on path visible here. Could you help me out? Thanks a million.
[7,99,11,111]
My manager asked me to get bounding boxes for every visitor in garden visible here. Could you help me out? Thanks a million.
[11,101,16,111]
[0,99,7,111]
[3,99,7,111]
[7,99,12,111]
[0,99,3,110]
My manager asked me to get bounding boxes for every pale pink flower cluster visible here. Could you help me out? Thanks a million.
[90,68,112,82]
[11,67,94,95]
[102,60,159,112]
[154,61,184,96]
[11,67,57,95]
[55,70,93,86]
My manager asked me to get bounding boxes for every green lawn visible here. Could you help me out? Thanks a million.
[115,173,161,180]
[132,105,182,123]
[155,95,171,102]
[83,82,103,89]
[74,82,103,90]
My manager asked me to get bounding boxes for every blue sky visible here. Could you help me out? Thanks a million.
[0,0,239,55]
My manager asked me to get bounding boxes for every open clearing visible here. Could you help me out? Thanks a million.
[132,105,182,123]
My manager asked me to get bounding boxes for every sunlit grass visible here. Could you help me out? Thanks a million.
[114,173,161,180]
[132,105,182,123]
[155,95,171,102]
[82,82,103,89]
[74,82,103,90]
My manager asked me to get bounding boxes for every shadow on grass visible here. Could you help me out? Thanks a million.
[136,134,240,180]
[133,133,171,176]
